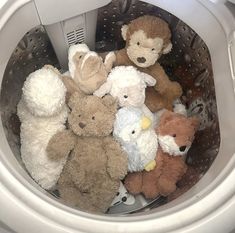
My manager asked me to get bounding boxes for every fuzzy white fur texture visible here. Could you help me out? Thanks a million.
[158,135,190,156]
[113,107,158,172]
[94,66,156,108]
[68,43,90,79]
[22,68,66,117]
[17,67,68,189]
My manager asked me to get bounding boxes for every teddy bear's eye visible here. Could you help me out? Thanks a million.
[124,95,128,99]
[172,134,176,137]
[152,48,155,51]
[79,55,82,59]
[92,116,95,120]
[132,130,135,134]
[78,114,81,117]
[137,42,140,46]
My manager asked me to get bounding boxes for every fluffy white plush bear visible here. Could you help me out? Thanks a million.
[17,66,68,190]
[113,107,158,172]
[94,66,156,108]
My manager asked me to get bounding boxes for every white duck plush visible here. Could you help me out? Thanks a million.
[17,66,68,190]
[113,107,158,172]
[94,66,156,108]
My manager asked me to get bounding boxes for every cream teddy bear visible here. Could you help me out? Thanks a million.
[17,66,68,190]
[113,106,158,172]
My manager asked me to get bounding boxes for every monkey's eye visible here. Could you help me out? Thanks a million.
[137,42,140,46]
[152,48,155,51]
[172,134,176,137]
[79,55,82,59]
[124,95,128,99]
[78,114,81,117]
[131,130,135,134]
[92,116,95,120]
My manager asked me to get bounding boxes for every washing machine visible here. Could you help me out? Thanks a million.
[0,0,235,232]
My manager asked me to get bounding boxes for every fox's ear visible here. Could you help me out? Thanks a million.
[190,117,200,130]
[159,110,175,125]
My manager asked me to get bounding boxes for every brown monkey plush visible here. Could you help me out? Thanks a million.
[114,15,182,112]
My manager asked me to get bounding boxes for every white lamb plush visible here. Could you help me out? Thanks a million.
[17,66,68,190]
[94,66,156,108]
[113,107,158,172]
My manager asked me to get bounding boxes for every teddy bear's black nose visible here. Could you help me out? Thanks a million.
[79,122,86,129]
[137,57,146,63]
[179,146,187,152]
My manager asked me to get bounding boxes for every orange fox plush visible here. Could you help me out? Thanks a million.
[124,110,199,198]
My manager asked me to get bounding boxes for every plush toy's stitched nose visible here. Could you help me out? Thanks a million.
[79,122,86,129]
[179,146,187,152]
[137,57,146,63]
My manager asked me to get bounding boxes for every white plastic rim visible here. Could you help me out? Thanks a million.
[0,0,235,233]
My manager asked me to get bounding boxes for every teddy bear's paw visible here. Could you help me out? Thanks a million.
[108,165,127,180]
[46,130,75,161]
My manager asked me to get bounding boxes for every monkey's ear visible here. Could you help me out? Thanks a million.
[163,42,173,54]
[121,25,129,41]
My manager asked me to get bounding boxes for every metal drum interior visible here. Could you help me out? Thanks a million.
[0,0,220,215]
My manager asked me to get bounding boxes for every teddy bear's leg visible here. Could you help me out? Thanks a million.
[124,172,143,195]
[157,177,177,196]
[58,167,100,213]
[141,170,161,199]
[157,157,187,196]
[89,179,120,213]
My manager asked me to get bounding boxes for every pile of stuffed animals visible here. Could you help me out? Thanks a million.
[17,15,199,213]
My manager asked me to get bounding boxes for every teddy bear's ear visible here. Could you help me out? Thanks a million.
[138,71,156,87]
[68,91,84,109]
[81,52,102,79]
[121,24,129,41]
[102,95,118,113]
[162,42,173,54]
[159,110,176,126]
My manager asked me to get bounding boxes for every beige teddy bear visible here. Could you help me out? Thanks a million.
[46,92,128,213]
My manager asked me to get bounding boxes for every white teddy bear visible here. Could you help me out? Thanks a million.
[94,66,156,108]
[113,107,158,172]
[17,66,68,190]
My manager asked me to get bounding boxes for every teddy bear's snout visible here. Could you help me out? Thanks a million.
[137,57,146,63]
[79,122,86,129]
[179,146,187,152]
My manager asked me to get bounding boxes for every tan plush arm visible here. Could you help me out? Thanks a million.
[104,137,128,180]
[46,130,76,161]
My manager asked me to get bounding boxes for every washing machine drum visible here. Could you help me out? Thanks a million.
[0,0,235,233]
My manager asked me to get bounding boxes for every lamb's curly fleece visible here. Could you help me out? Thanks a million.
[17,68,68,189]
